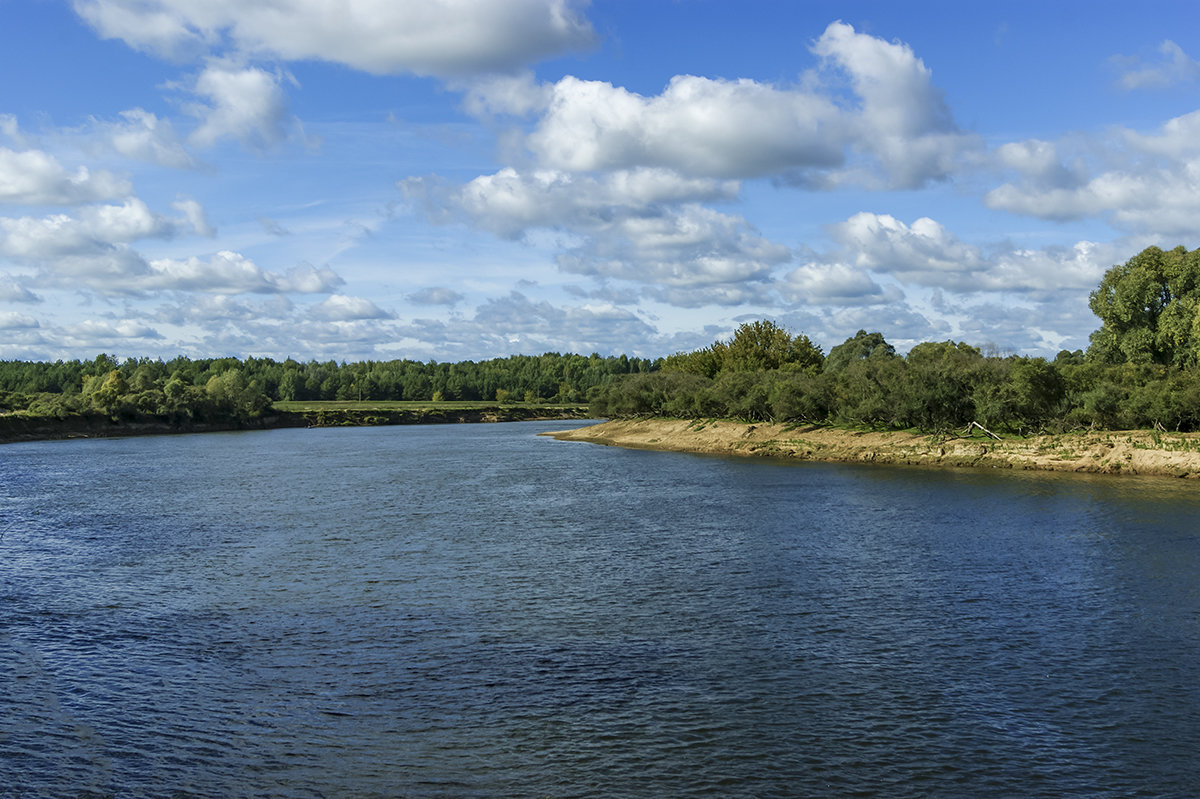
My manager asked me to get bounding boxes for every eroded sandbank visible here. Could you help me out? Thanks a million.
[545,418,1200,478]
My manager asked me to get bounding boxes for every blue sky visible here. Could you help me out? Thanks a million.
[2,0,1199,363]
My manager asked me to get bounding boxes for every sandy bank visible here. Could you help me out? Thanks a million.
[544,418,1200,479]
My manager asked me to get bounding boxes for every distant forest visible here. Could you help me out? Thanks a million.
[3,245,1200,434]
[0,352,655,424]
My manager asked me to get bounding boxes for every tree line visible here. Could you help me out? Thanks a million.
[3,244,1197,433]
[590,245,1200,434]
[0,352,656,423]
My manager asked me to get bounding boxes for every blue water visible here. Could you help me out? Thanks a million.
[2,421,1199,797]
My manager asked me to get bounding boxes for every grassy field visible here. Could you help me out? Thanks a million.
[272,400,589,413]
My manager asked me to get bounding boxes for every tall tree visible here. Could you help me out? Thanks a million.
[1088,245,1200,366]
[823,330,896,374]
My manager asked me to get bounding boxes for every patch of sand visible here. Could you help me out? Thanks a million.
[544,418,1200,479]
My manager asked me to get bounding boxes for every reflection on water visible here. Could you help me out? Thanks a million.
[2,422,1199,797]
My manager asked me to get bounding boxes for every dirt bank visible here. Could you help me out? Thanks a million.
[0,406,591,445]
[545,418,1200,478]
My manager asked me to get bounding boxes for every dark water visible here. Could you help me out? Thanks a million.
[2,421,1199,798]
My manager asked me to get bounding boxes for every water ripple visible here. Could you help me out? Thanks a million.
[2,424,1199,797]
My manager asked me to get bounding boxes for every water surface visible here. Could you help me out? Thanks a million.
[2,422,1198,797]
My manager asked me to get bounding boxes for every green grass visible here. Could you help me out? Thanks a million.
[272,400,588,412]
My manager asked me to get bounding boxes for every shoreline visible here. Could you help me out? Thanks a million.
[0,406,590,445]
[544,418,1200,479]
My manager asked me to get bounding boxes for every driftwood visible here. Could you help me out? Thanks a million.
[962,420,1001,441]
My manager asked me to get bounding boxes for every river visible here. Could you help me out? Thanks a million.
[2,421,1198,797]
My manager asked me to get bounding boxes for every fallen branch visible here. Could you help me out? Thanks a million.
[963,420,1001,441]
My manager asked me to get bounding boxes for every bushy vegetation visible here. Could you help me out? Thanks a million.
[590,246,1200,434]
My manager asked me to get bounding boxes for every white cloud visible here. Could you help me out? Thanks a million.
[495,22,974,188]
[73,0,595,77]
[99,108,196,168]
[395,291,664,359]
[986,111,1200,235]
[187,62,294,149]
[1113,40,1200,91]
[407,286,463,306]
[525,74,845,179]
[0,115,27,147]
[811,21,973,188]
[0,277,40,303]
[825,305,948,350]
[65,318,163,341]
[826,211,1119,296]
[144,251,344,295]
[0,311,39,329]
[830,212,985,284]
[0,199,176,261]
[310,294,392,321]
[554,204,791,287]
[172,197,214,236]
[781,262,898,306]
[0,146,130,205]
[405,167,737,238]
[403,168,784,301]
[459,71,552,118]
[156,294,295,325]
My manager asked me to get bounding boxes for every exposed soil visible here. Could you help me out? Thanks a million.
[544,418,1200,479]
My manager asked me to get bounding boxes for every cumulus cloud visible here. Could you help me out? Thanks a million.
[830,212,985,286]
[399,20,982,318]
[524,74,846,179]
[143,251,344,295]
[826,212,1119,296]
[0,146,130,205]
[0,276,40,303]
[825,304,948,349]
[461,21,976,188]
[395,291,664,358]
[781,262,899,306]
[0,115,29,147]
[1112,40,1200,91]
[172,197,214,236]
[155,294,295,326]
[72,0,595,77]
[0,311,39,329]
[404,167,737,238]
[459,71,552,118]
[407,286,463,306]
[64,318,163,342]
[100,108,196,167]
[309,294,392,321]
[811,20,970,188]
[554,204,791,288]
[986,110,1200,236]
[186,62,295,149]
[404,168,786,302]
[0,199,176,268]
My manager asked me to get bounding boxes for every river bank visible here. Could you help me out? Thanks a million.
[545,418,1200,478]
[0,406,591,444]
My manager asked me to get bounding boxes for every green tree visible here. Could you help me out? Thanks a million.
[83,369,129,419]
[823,330,896,374]
[721,320,824,373]
[899,341,983,431]
[1088,245,1200,366]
